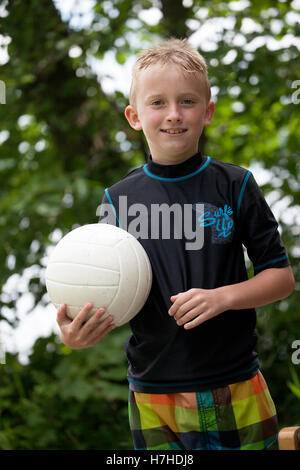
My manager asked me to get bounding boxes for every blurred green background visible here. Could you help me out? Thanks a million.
[0,0,299,450]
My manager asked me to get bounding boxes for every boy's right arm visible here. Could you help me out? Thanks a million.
[56,302,116,349]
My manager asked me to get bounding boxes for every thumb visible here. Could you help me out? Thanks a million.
[56,303,71,327]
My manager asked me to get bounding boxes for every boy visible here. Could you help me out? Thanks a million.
[57,39,295,450]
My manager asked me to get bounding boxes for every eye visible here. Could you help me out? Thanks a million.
[151,100,163,106]
[182,99,194,105]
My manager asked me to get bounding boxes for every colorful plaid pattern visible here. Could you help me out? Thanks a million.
[128,371,278,450]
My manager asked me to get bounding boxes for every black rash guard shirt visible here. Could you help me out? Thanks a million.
[98,152,290,393]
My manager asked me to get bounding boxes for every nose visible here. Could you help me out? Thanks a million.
[166,103,182,122]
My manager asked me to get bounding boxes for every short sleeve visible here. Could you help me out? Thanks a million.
[238,172,290,275]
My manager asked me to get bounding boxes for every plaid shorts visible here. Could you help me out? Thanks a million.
[128,371,278,450]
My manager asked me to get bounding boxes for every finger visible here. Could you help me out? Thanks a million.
[183,311,211,330]
[99,316,116,332]
[169,291,192,316]
[170,293,181,301]
[72,302,95,328]
[82,307,110,333]
[89,316,116,343]
[168,294,182,316]
[176,305,203,326]
[56,303,72,327]
[173,300,199,322]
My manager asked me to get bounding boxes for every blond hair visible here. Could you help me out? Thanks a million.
[129,38,211,108]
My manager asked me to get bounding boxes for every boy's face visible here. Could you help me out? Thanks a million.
[125,63,215,164]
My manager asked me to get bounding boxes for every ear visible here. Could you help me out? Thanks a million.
[124,105,142,131]
[204,101,215,127]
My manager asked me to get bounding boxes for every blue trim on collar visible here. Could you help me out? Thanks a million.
[143,156,211,182]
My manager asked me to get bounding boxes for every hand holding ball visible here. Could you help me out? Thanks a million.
[45,224,152,327]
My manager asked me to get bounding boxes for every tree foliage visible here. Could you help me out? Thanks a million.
[0,0,299,449]
[0,328,131,449]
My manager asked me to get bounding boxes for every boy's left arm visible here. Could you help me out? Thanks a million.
[168,266,295,330]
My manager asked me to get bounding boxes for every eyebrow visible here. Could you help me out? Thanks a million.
[146,92,201,101]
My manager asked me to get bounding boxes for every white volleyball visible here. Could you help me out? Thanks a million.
[45,223,152,326]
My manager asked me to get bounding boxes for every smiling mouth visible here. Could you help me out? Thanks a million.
[161,129,187,134]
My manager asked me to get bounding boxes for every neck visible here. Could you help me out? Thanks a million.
[145,151,206,180]
[150,154,194,166]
